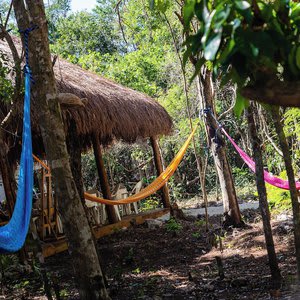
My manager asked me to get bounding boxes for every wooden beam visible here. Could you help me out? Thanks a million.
[150,137,171,208]
[92,134,119,224]
[42,208,169,258]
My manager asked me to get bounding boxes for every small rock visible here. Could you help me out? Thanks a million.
[145,219,163,229]
[276,213,292,221]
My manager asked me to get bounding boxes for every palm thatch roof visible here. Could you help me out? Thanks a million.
[0,36,173,158]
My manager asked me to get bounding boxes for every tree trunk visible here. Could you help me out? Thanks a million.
[163,14,209,226]
[13,1,110,299]
[150,137,170,208]
[197,72,242,226]
[271,107,300,279]
[0,135,17,215]
[92,134,119,223]
[247,104,281,288]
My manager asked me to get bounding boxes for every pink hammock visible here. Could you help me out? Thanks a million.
[222,128,300,191]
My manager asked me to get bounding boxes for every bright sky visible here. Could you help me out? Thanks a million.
[71,0,98,12]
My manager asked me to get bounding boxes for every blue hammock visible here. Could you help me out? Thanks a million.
[0,53,33,252]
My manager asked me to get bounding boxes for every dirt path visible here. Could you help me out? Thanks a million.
[0,208,298,299]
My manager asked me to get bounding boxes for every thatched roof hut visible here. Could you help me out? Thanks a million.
[0,36,173,158]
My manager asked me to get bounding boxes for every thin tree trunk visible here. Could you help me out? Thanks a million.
[163,13,209,227]
[247,104,281,288]
[92,133,119,223]
[150,137,170,208]
[13,1,110,299]
[198,72,242,226]
[271,107,300,279]
[0,136,16,215]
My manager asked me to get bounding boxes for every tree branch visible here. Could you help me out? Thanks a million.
[0,25,22,127]
[241,78,300,108]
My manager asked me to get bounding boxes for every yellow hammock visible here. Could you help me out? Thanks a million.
[33,125,197,206]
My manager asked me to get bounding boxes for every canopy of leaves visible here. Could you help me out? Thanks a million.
[182,0,300,109]
[0,51,13,103]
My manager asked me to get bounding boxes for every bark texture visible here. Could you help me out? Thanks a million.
[271,107,300,279]
[12,1,110,299]
[247,104,281,288]
[0,135,17,215]
[198,72,242,226]
[241,79,300,108]
[92,134,119,223]
[150,137,171,208]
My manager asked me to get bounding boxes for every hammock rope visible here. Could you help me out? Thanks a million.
[0,27,34,252]
[204,108,300,191]
[34,126,198,205]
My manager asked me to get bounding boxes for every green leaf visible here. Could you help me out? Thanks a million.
[218,39,235,64]
[201,10,216,45]
[234,1,251,10]
[234,92,249,117]
[202,0,210,24]
[149,0,170,13]
[288,45,299,76]
[291,3,300,19]
[149,0,155,10]
[190,57,205,83]
[183,46,193,67]
[183,0,196,29]
[213,4,231,28]
[258,2,273,22]
[204,30,222,61]
[296,46,300,70]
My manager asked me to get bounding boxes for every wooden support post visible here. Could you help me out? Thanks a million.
[150,137,171,208]
[92,134,119,224]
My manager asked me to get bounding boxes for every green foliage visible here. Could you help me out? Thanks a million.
[166,217,182,232]
[51,11,119,60]
[149,0,171,13]
[13,280,30,289]
[266,171,291,211]
[182,0,300,112]
[195,219,206,227]
[140,197,160,211]
[0,51,14,102]
[46,0,71,41]
[81,152,98,190]
[132,267,141,274]
[0,254,19,280]
[45,0,298,205]
[59,289,69,298]
[283,108,300,165]
[192,231,201,238]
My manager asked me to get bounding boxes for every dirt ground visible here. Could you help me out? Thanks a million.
[1,209,300,300]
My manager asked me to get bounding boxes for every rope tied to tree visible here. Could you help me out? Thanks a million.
[203,107,223,149]
[19,25,38,80]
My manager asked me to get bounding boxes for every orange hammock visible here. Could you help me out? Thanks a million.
[33,125,197,205]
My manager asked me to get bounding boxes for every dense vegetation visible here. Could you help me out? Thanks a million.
[0,0,300,298]
[42,0,299,209]
[0,0,299,209]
